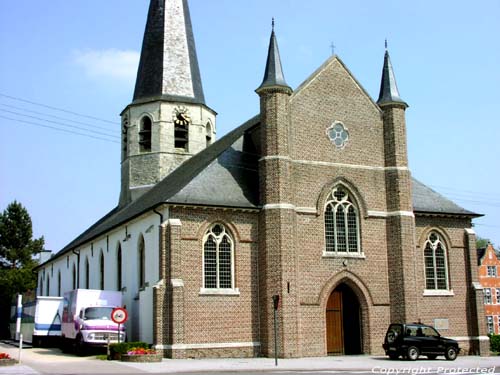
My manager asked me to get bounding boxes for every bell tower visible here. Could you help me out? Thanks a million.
[119,0,216,206]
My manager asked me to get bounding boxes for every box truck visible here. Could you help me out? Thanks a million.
[61,289,125,354]
[10,294,63,347]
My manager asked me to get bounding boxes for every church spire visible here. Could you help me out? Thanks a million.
[377,47,407,107]
[133,0,205,105]
[256,20,292,94]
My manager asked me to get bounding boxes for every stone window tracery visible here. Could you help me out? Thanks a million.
[424,232,450,290]
[324,186,360,254]
[202,224,234,290]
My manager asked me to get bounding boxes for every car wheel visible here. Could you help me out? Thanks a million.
[407,346,419,361]
[445,346,458,361]
[427,355,437,360]
[389,353,399,360]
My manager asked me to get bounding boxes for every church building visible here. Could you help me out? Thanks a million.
[36,0,489,358]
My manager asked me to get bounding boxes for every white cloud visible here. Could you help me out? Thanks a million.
[73,49,140,83]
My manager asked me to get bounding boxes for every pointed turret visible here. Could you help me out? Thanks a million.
[133,0,205,105]
[377,48,407,107]
[256,21,292,94]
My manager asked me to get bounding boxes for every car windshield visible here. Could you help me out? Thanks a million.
[83,307,113,320]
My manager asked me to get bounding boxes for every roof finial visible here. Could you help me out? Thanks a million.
[272,17,275,31]
[330,42,336,56]
[385,39,388,50]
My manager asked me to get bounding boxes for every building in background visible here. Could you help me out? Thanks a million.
[35,0,488,358]
[478,244,500,334]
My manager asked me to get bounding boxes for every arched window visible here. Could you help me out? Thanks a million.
[139,116,152,152]
[117,244,122,291]
[203,223,234,289]
[206,122,212,147]
[138,235,146,289]
[72,264,77,290]
[85,258,90,289]
[99,251,105,290]
[324,186,360,254]
[424,232,450,290]
[58,271,61,296]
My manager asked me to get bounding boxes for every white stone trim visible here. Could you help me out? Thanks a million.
[171,279,184,287]
[259,157,409,172]
[423,289,454,296]
[465,228,476,235]
[130,183,155,190]
[155,341,260,350]
[294,159,409,171]
[368,210,415,218]
[473,282,483,290]
[259,155,291,162]
[449,336,490,342]
[322,251,366,259]
[199,288,240,296]
[295,207,317,214]
[168,218,182,226]
[262,203,296,210]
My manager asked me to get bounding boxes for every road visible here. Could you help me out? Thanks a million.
[0,343,498,375]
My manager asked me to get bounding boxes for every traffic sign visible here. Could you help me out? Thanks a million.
[111,307,128,324]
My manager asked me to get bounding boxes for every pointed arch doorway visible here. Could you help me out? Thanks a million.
[326,283,362,355]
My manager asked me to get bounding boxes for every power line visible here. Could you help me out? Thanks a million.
[0,93,119,125]
[0,108,119,139]
[0,103,117,133]
[429,184,500,199]
[0,115,119,144]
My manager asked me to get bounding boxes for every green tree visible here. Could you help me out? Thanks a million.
[0,201,44,338]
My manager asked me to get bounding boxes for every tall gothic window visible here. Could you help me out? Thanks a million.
[424,232,450,290]
[117,244,122,291]
[138,235,146,289]
[203,224,234,289]
[85,258,90,289]
[72,264,77,289]
[58,271,61,296]
[324,186,360,254]
[46,276,50,296]
[99,251,105,290]
[139,116,152,152]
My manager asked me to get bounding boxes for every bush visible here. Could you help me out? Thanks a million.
[489,334,500,354]
[109,342,148,358]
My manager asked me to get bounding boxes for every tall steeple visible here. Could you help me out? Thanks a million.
[119,0,216,207]
[256,20,292,94]
[377,47,407,107]
[133,0,205,105]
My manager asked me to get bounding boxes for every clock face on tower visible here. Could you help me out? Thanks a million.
[173,106,191,126]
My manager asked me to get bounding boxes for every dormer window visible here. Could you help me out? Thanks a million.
[139,116,152,152]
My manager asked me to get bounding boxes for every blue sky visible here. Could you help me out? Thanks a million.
[1,0,499,252]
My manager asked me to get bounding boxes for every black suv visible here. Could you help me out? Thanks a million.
[383,323,459,361]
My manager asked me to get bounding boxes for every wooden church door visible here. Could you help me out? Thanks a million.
[326,290,344,354]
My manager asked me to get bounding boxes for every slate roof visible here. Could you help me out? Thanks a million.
[256,26,291,92]
[133,0,205,105]
[47,116,479,264]
[377,49,407,107]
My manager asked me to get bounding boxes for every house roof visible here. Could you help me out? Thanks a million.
[44,115,479,265]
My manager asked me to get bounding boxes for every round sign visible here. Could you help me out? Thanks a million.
[111,307,128,324]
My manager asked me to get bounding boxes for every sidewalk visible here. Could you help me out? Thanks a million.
[119,355,499,373]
